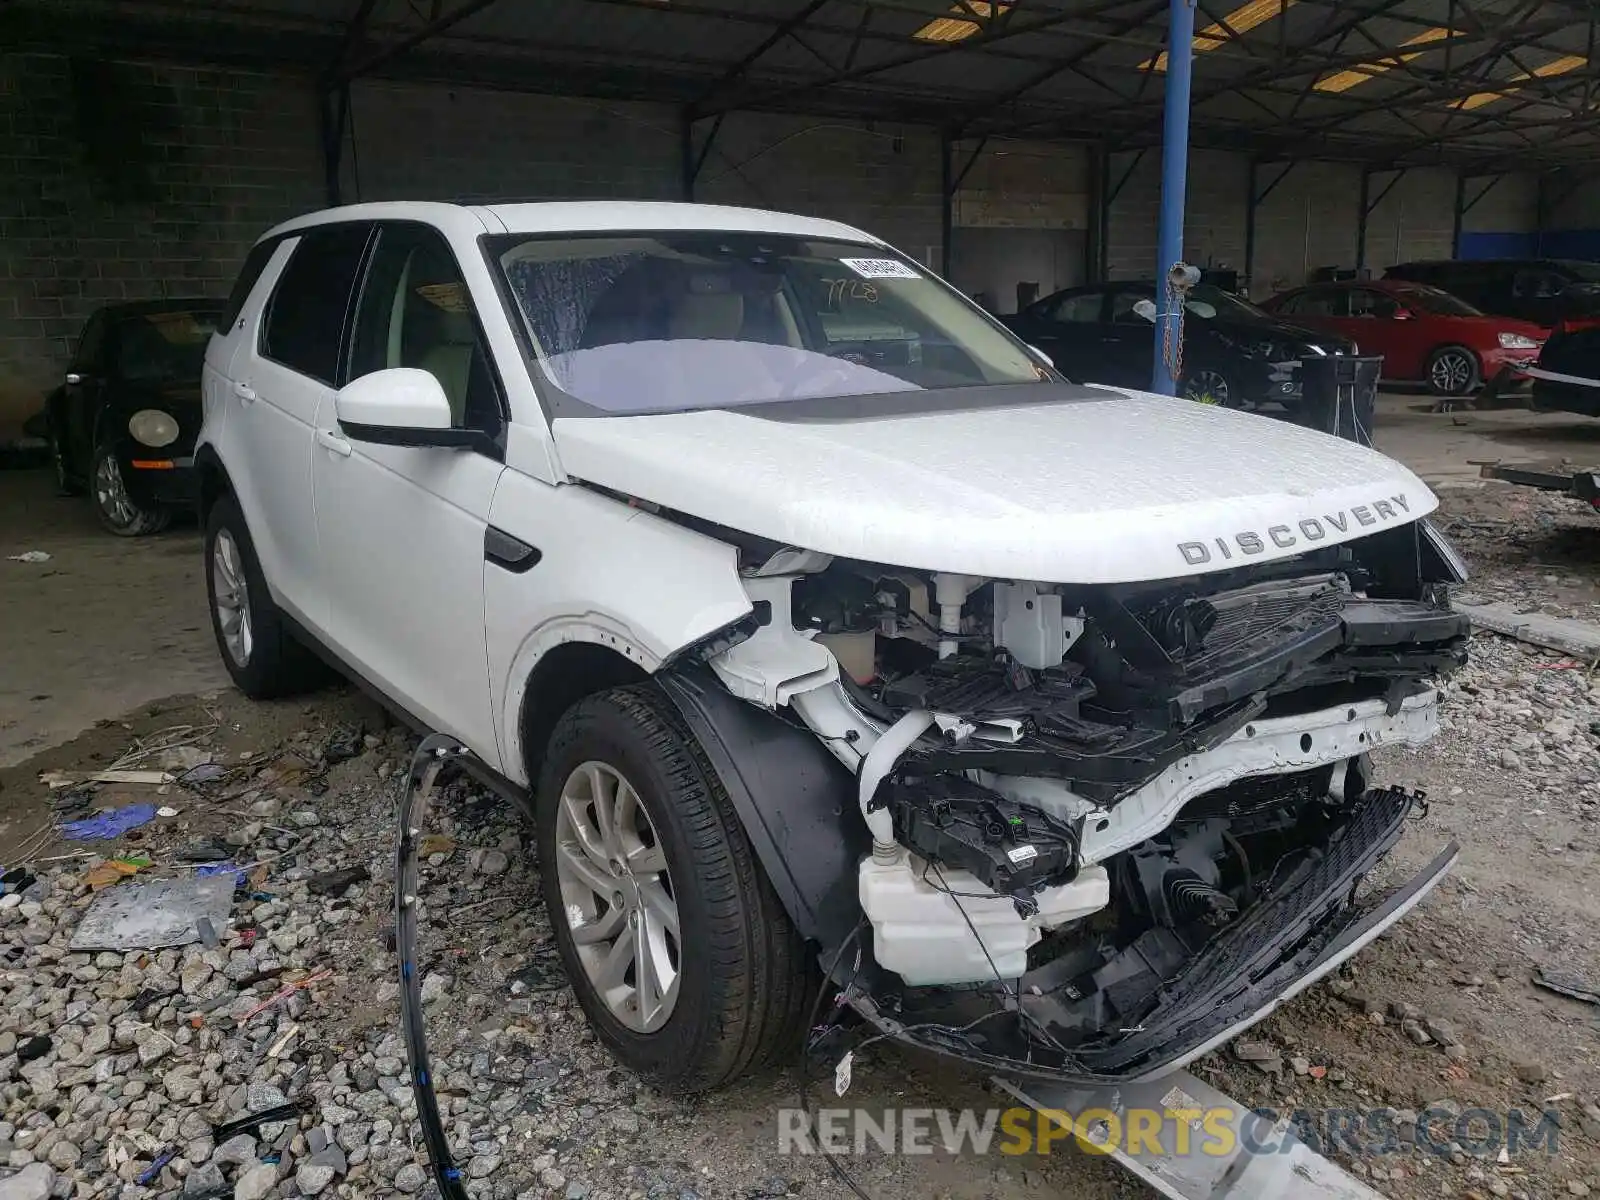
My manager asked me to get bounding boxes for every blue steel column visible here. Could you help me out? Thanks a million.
[1150,0,1196,395]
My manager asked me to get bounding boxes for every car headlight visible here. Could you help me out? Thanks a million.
[128,409,180,448]
[1499,332,1539,349]
[1421,518,1470,584]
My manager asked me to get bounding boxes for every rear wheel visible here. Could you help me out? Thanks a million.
[204,494,325,699]
[1425,346,1480,397]
[92,443,168,536]
[536,685,811,1092]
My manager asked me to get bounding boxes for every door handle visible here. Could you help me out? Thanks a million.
[316,429,352,458]
[232,381,256,403]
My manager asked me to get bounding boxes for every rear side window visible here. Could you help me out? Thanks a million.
[260,224,372,385]
[220,239,281,332]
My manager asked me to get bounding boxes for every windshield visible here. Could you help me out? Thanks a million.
[116,309,220,383]
[1182,284,1280,324]
[492,232,1049,414]
[1394,284,1483,317]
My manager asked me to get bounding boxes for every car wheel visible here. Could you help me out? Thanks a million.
[537,684,812,1093]
[204,493,326,699]
[49,425,83,497]
[1426,346,1481,397]
[92,443,169,536]
[1183,368,1241,408]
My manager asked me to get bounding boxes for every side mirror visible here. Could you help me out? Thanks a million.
[1391,308,1415,321]
[1132,299,1158,323]
[334,368,476,448]
[1028,345,1055,368]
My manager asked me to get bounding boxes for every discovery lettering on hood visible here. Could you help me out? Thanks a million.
[1176,494,1414,567]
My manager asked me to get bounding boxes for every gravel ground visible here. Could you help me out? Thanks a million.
[0,478,1596,1200]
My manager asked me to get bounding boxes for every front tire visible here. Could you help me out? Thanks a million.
[536,685,811,1093]
[92,444,168,535]
[1183,367,1242,408]
[1426,346,1481,397]
[203,494,324,699]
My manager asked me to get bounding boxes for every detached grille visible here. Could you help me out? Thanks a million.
[1141,574,1346,676]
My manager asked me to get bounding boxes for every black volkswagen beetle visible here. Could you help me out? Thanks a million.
[45,299,222,535]
[1001,281,1357,410]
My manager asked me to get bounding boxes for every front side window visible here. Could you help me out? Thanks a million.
[115,308,221,383]
[492,232,1048,415]
[350,224,501,433]
[260,223,371,385]
[1348,289,1399,319]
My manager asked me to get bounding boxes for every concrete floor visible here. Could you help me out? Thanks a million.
[0,471,225,768]
[4,391,1600,768]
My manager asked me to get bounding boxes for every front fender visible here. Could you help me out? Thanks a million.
[487,475,754,780]
[658,668,864,949]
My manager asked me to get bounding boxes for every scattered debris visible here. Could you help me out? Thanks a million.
[306,864,370,895]
[82,856,150,890]
[68,874,234,952]
[1534,966,1600,1006]
[59,802,159,840]
[41,769,175,788]
[7,549,51,563]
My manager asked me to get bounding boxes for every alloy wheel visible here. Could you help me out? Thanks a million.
[94,453,138,528]
[1184,369,1232,407]
[554,760,680,1033]
[211,528,254,668]
[1430,350,1475,395]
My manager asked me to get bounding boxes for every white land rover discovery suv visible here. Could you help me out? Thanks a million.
[197,201,1468,1093]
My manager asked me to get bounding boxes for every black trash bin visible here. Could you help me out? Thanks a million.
[1298,354,1382,447]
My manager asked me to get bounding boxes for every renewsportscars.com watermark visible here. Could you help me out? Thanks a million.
[777,1105,1562,1159]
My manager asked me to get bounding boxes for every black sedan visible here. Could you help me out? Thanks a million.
[45,299,222,536]
[1001,282,1357,410]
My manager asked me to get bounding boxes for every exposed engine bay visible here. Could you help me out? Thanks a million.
[686,517,1468,1081]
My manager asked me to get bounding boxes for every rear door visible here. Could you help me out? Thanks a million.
[227,222,373,635]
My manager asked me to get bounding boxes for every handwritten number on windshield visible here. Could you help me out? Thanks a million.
[821,277,880,307]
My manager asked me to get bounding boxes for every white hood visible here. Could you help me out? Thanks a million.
[551,385,1436,585]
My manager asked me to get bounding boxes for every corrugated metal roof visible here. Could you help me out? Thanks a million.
[5,0,1598,167]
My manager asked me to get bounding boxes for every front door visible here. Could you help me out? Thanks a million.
[1101,287,1161,388]
[1021,288,1113,385]
[61,310,110,475]
[311,221,506,768]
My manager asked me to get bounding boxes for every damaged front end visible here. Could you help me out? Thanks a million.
[664,518,1468,1085]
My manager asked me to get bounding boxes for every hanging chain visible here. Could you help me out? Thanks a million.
[1161,274,1187,388]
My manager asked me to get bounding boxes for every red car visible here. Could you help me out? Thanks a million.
[1260,279,1546,397]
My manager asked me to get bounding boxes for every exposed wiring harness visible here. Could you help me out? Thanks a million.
[395,733,473,1200]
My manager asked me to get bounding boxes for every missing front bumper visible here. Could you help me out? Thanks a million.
[844,788,1457,1087]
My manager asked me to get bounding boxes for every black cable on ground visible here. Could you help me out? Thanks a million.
[395,733,472,1200]
[796,922,877,1200]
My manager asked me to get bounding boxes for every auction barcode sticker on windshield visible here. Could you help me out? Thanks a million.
[839,257,920,279]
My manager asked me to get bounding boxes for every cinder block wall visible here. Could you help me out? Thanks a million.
[0,48,1548,438]
[0,53,323,437]
[1105,150,1539,300]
